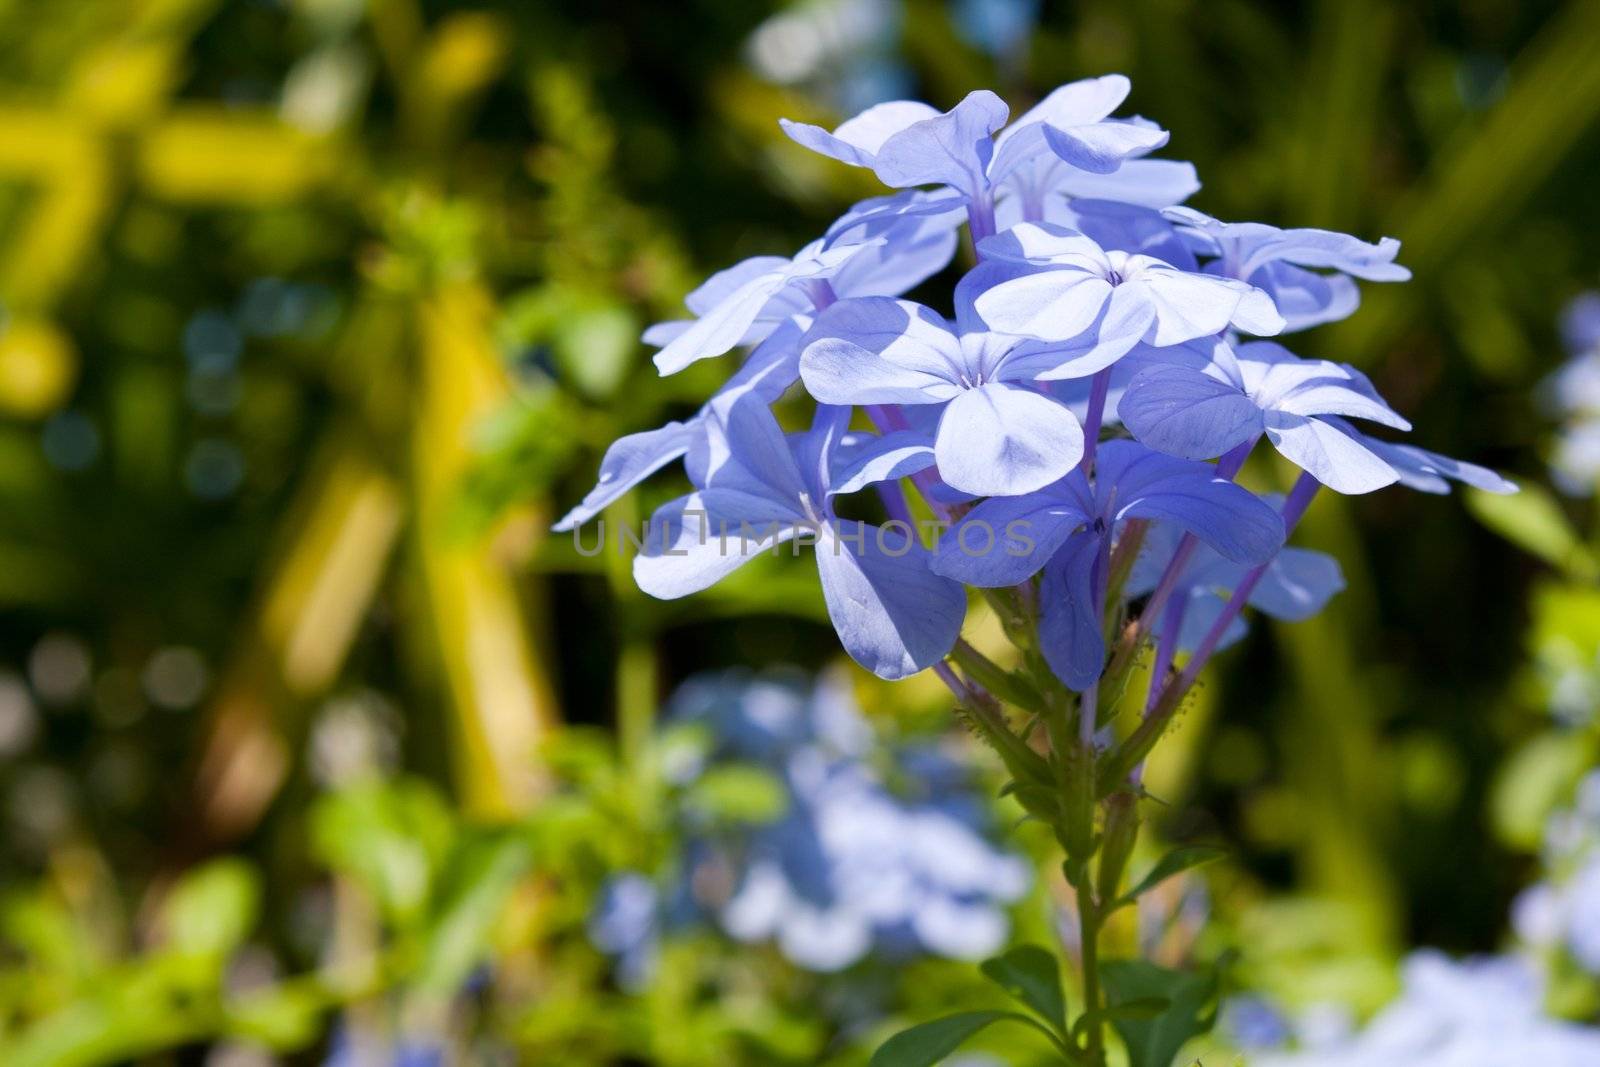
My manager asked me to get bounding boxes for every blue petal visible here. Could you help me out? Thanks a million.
[1246,261,1360,331]
[1038,531,1106,690]
[934,382,1085,496]
[780,100,943,168]
[1262,410,1398,494]
[931,489,1090,587]
[553,419,699,532]
[971,267,1113,342]
[1324,418,1517,495]
[1248,547,1345,621]
[1096,440,1284,564]
[873,90,1010,198]
[1119,364,1262,460]
[1043,119,1169,174]
[830,211,962,298]
[814,521,966,679]
[634,492,800,599]
[1069,198,1198,270]
[829,430,938,497]
[1056,158,1200,208]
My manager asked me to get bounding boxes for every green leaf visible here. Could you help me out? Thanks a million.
[683,763,788,824]
[1113,846,1226,910]
[950,640,1047,714]
[1491,732,1596,849]
[979,944,1066,1033]
[309,778,456,926]
[1467,484,1596,580]
[1102,997,1169,1021]
[1100,960,1219,1067]
[414,833,534,994]
[162,859,260,958]
[224,979,327,1049]
[869,1011,1038,1067]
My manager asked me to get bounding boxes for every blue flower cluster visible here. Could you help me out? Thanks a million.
[588,671,1029,984]
[1513,770,1600,976]
[557,76,1514,689]
[1252,951,1600,1067]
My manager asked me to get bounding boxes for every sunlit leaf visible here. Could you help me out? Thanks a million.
[979,944,1066,1033]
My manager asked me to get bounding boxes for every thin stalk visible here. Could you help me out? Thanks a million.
[1078,891,1104,1064]
[1103,435,1259,683]
[1145,595,1186,714]
[933,660,975,702]
[967,193,997,246]
[1176,472,1321,685]
[1130,595,1186,787]
[1078,679,1099,747]
[1079,368,1113,473]
[1105,472,1321,788]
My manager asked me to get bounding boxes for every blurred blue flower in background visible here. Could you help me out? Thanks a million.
[951,0,1040,59]
[1543,292,1600,494]
[1221,994,1293,1052]
[323,1025,444,1067]
[589,669,1029,982]
[744,0,1043,115]
[1513,770,1600,975]
[589,873,663,992]
[1255,950,1600,1066]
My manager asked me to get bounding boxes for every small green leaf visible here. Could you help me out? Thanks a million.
[1491,733,1596,848]
[684,763,788,824]
[979,944,1066,1033]
[224,980,327,1048]
[1102,997,1169,1021]
[1467,484,1595,579]
[162,859,260,957]
[1114,846,1225,909]
[415,834,533,994]
[1100,960,1219,1067]
[868,1011,1027,1067]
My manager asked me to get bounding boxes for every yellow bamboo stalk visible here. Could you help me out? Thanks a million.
[413,282,558,818]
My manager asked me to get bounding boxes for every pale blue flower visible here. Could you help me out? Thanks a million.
[553,321,802,531]
[798,295,1088,495]
[1164,206,1410,331]
[1119,339,1411,494]
[647,200,959,375]
[971,223,1284,371]
[781,76,1187,239]
[588,873,661,991]
[633,397,965,679]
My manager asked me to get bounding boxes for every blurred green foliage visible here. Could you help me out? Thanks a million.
[0,0,1598,1063]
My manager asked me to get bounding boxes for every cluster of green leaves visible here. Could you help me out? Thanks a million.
[872,945,1219,1067]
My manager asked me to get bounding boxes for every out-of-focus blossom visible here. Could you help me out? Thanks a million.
[323,1025,445,1067]
[1544,292,1600,494]
[1222,994,1293,1052]
[1513,770,1600,974]
[952,0,1040,57]
[587,670,1029,981]
[1254,951,1600,1067]
[588,873,662,992]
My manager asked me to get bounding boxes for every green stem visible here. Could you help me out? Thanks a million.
[1078,888,1104,1065]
